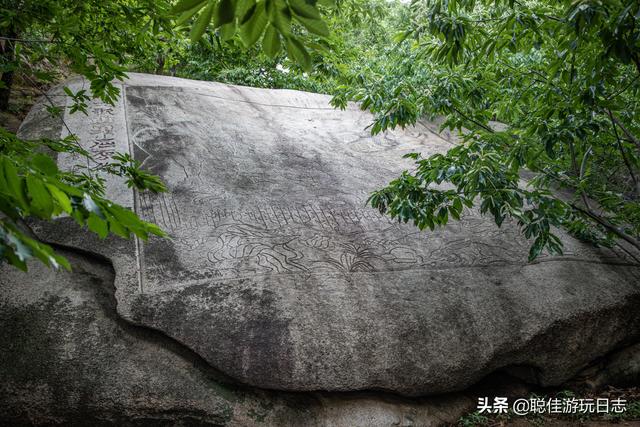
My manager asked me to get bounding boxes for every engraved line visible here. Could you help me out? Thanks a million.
[162,193,178,228]
[140,257,639,296]
[161,193,175,229]
[327,209,341,228]
[305,205,326,230]
[123,83,145,294]
[318,206,336,229]
[278,206,289,225]
[286,207,296,223]
[297,205,311,223]
[171,195,182,225]
[256,207,267,228]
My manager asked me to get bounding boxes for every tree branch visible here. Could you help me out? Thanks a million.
[607,109,640,196]
[571,203,640,251]
[450,105,495,133]
[0,36,56,44]
[610,112,640,151]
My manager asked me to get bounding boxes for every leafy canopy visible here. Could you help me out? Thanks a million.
[170,0,335,70]
[0,0,171,271]
[332,0,640,261]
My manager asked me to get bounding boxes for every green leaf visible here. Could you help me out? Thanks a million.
[239,1,257,25]
[107,204,141,229]
[262,24,281,58]
[82,194,103,218]
[296,16,329,37]
[448,205,460,220]
[52,253,72,271]
[2,158,28,210]
[286,37,311,71]
[240,2,267,46]
[0,162,7,193]
[289,0,320,20]
[236,0,256,21]
[269,0,292,36]
[176,2,207,25]
[46,184,72,213]
[22,236,55,268]
[214,0,236,28]
[105,213,130,238]
[5,228,32,264]
[172,0,207,13]
[218,22,236,40]
[393,30,412,44]
[190,0,215,41]
[146,222,166,237]
[87,212,109,239]
[5,253,28,270]
[32,154,58,176]
[26,175,54,218]
[453,198,462,212]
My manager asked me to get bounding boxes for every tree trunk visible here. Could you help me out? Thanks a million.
[0,31,17,111]
[155,53,165,75]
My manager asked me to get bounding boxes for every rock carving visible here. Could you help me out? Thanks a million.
[19,74,640,396]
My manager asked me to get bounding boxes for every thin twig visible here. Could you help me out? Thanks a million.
[578,145,592,211]
[615,240,640,264]
[0,36,55,44]
[450,106,494,133]
[571,203,640,251]
[610,112,640,150]
[606,74,640,101]
[607,109,639,196]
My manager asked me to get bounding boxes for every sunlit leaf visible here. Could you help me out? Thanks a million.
[262,24,281,58]
[190,0,215,41]
[286,37,311,71]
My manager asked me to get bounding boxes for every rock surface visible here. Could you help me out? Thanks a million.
[13,74,640,400]
[0,248,482,426]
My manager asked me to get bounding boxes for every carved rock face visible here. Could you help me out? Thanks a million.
[24,74,640,396]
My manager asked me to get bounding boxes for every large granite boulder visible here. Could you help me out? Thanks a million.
[13,74,640,400]
[1,248,484,426]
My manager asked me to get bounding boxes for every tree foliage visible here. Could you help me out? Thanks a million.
[336,0,640,261]
[0,0,170,271]
[136,0,400,94]
[0,129,166,270]
[170,0,335,71]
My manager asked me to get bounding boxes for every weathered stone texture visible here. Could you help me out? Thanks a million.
[8,74,640,404]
